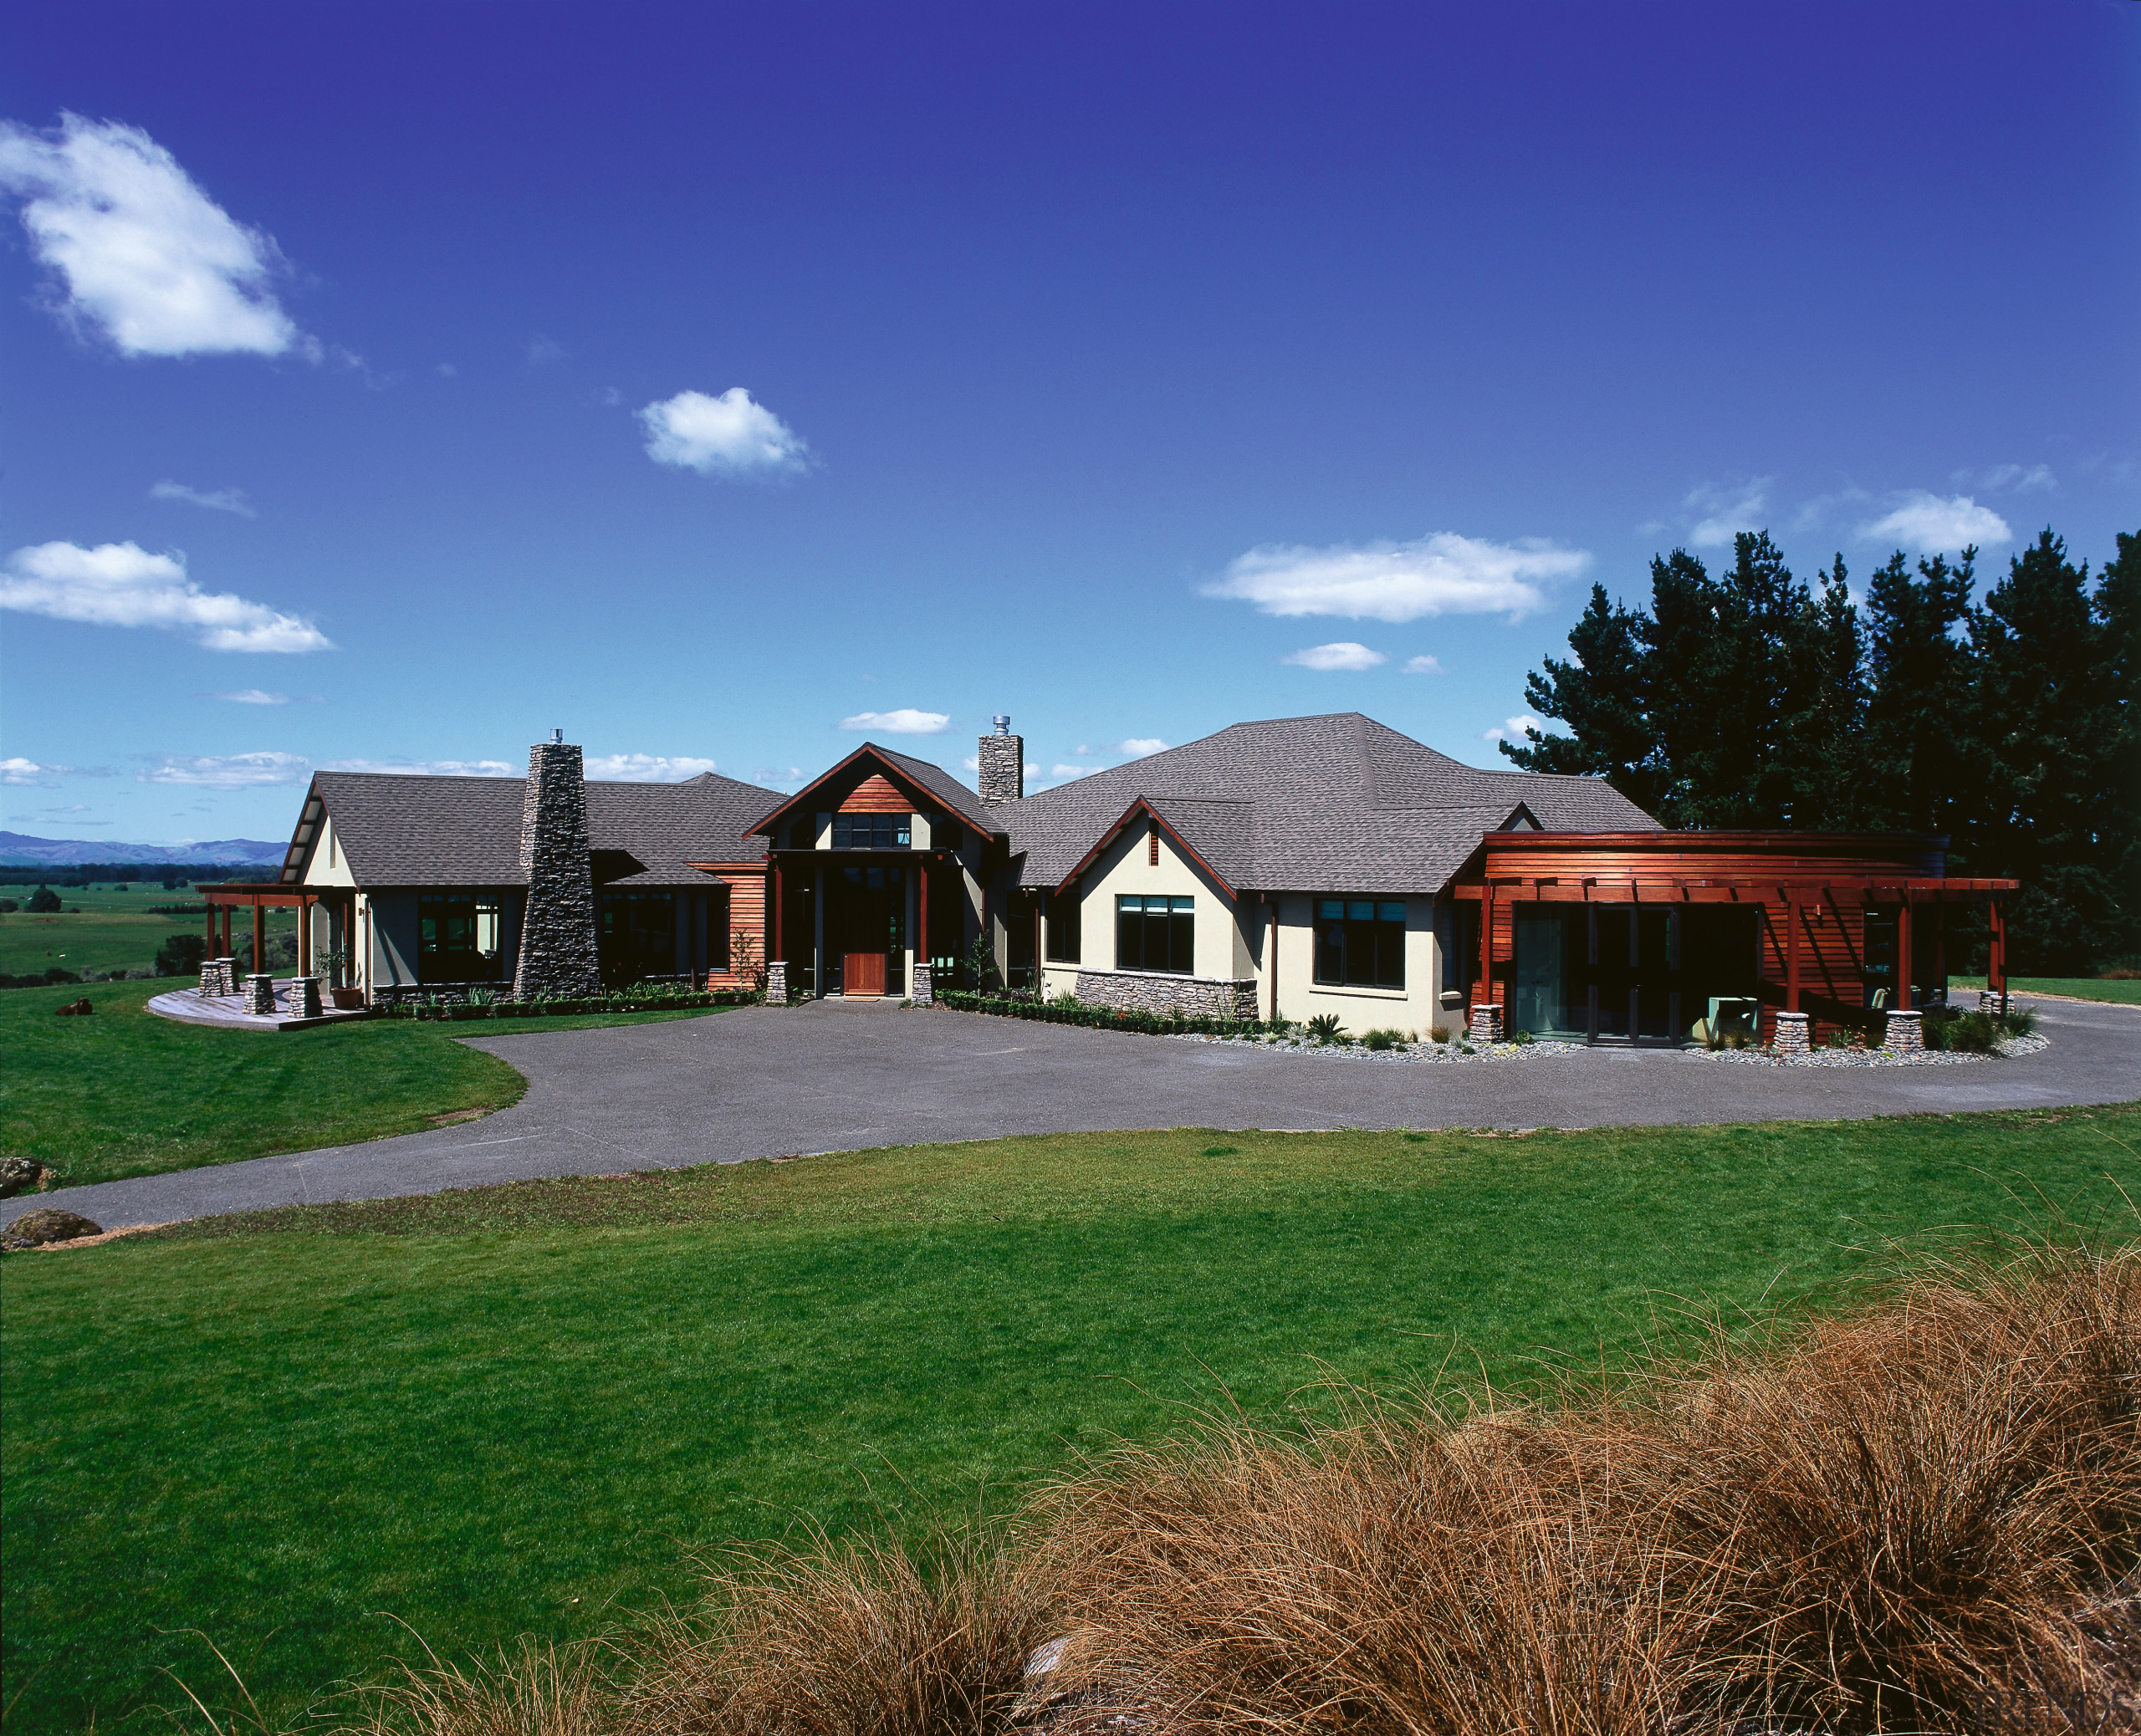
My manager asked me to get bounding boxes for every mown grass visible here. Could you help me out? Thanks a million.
[0,978,737,1189]
[4,1104,2136,1733]
[1951,973,2141,1006]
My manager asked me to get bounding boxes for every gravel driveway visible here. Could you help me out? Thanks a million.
[13,996,2137,1233]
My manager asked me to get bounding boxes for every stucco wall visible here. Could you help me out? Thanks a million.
[362,891,419,989]
[301,814,356,887]
[1038,818,1253,1001]
[1271,892,1451,1034]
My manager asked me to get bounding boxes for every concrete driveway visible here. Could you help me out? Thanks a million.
[13,995,2137,1233]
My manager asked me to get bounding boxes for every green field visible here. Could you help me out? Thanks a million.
[4,1104,2137,1733]
[0,978,737,1190]
[1950,973,2141,1006]
[0,883,288,979]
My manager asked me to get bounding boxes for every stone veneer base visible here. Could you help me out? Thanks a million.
[1468,1002,1504,1044]
[1882,1008,1924,1053]
[910,962,933,1006]
[1071,968,1258,1019]
[764,960,789,1004]
[1771,1011,1811,1055]
[244,973,276,1015]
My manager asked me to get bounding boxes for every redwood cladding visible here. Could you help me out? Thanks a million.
[840,775,910,814]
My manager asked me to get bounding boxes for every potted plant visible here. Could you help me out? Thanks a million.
[324,943,365,1009]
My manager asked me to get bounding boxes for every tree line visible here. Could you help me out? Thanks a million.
[1504,527,2138,974]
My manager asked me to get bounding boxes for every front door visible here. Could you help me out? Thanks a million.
[831,860,904,997]
[1590,905,1679,1044]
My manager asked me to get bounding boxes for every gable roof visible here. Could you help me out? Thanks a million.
[748,742,999,841]
[299,767,783,889]
[999,712,1658,896]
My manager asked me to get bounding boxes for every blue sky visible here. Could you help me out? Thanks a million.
[3,2,2136,845]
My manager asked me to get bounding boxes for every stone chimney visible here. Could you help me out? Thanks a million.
[978,713,1024,804]
[512,733,599,1000]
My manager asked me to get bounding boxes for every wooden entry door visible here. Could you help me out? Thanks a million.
[1590,905,1679,1044]
[843,951,887,997]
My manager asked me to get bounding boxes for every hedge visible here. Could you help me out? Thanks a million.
[384,990,757,1021]
[935,988,1277,1039]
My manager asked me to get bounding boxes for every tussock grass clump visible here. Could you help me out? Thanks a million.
[339,1637,616,1736]
[617,1538,1056,1736]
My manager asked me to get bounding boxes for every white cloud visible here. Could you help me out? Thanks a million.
[2,758,72,786]
[138,750,309,789]
[1402,655,1444,676]
[1115,738,1168,757]
[1283,641,1386,671]
[201,688,293,705]
[1953,463,2055,495]
[320,758,516,778]
[1479,713,1546,744]
[151,480,256,517]
[527,334,567,365]
[583,753,718,782]
[1861,492,2012,554]
[1050,763,1096,780]
[640,387,810,477]
[0,115,303,357]
[1685,479,1771,548]
[1,540,332,652]
[840,708,949,734]
[435,362,457,378]
[1206,533,1585,623]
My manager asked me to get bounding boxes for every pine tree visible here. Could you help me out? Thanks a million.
[2095,533,2140,962]
[1500,581,1668,815]
[1860,548,1977,837]
[1972,530,2118,971]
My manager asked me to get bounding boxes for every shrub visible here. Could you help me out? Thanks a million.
[1306,1014,1346,1044]
[1428,1024,1452,1044]
[1362,1027,1404,1052]
[0,898,17,912]
[26,886,60,913]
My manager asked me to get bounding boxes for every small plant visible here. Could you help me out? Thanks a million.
[1305,1013,1346,1044]
[1362,1027,1404,1051]
[1509,1028,1535,1045]
[1428,1023,1452,1044]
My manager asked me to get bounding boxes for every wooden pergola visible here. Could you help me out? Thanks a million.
[1456,831,2018,1038]
[200,883,350,978]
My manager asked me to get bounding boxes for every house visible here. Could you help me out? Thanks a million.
[207,711,2016,1050]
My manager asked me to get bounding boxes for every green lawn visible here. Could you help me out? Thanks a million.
[1949,973,2141,1006]
[0,978,737,1189]
[4,1105,2137,1734]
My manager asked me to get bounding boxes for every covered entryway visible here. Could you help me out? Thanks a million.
[830,859,906,998]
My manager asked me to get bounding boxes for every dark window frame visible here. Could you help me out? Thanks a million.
[831,811,912,850]
[1313,898,1407,989]
[417,891,506,983]
[1045,891,1081,962]
[1116,893,1193,974]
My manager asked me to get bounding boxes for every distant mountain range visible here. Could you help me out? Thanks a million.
[0,832,287,867]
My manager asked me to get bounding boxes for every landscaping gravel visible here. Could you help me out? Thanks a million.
[1178,1032,2053,1069]
[1694,1033,2052,1069]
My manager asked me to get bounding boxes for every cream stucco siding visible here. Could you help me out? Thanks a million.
[1038,819,1254,998]
[1279,894,1448,1032]
[301,814,356,887]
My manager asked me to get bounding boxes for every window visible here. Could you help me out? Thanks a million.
[1863,909,1898,1007]
[600,889,677,988]
[1046,891,1081,962]
[1117,894,1193,973]
[927,812,963,852]
[832,812,911,850]
[418,892,503,982]
[1315,899,1407,988]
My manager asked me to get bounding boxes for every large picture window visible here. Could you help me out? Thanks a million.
[1045,892,1081,962]
[832,812,911,850]
[1117,894,1193,973]
[1315,899,1406,988]
[600,889,677,987]
[418,892,503,982]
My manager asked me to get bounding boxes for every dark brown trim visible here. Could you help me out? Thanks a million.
[1049,797,1239,897]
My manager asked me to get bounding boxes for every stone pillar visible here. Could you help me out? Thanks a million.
[1978,989,2008,1017]
[1882,1008,1924,1054]
[244,973,276,1015]
[765,958,789,1004]
[510,738,600,1002]
[979,716,1025,805]
[200,959,222,996]
[911,961,933,1006]
[1771,1011,1811,1055]
[295,976,323,1018]
[1468,1002,1503,1044]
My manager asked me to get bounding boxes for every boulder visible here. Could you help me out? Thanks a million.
[0,1156,46,1198]
[3,1208,101,1248]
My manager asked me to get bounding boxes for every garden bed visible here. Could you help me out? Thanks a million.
[382,988,759,1020]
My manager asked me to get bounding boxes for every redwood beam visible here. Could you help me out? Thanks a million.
[299,896,311,975]
[1898,890,1913,1011]
[917,858,929,964]
[770,863,784,963]
[252,897,264,977]
[1786,890,1801,1014]
[1475,879,1495,1008]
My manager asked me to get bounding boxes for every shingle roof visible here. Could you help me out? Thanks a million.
[997,712,1658,895]
[306,768,782,889]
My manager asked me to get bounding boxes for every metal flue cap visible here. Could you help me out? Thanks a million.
[992,714,1012,734]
